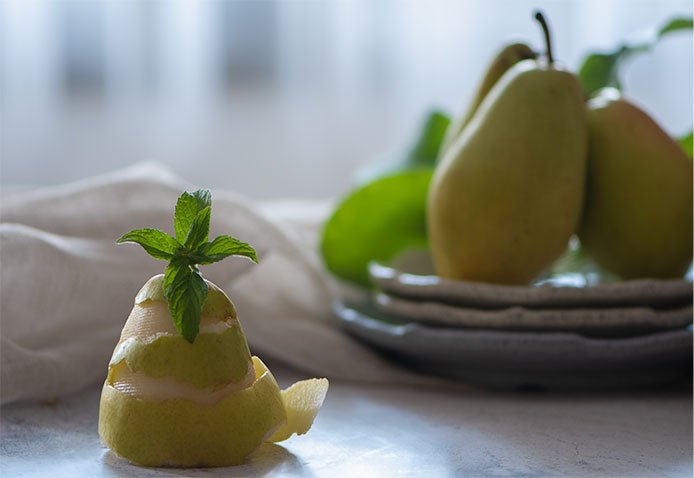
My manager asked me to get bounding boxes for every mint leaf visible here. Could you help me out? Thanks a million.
[174,189,211,242]
[197,235,258,264]
[164,261,208,343]
[116,228,180,260]
[118,189,257,342]
[184,206,211,249]
[579,16,692,96]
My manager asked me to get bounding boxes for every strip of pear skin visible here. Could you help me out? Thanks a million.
[119,300,233,343]
[108,359,256,405]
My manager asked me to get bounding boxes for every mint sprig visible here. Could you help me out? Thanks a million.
[116,189,258,343]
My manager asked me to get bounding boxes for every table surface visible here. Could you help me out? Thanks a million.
[1,361,692,478]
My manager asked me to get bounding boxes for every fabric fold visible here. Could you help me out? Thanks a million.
[1,163,437,405]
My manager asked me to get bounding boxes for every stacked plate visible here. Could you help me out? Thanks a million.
[336,252,693,390]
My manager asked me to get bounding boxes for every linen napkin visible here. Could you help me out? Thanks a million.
[0,163,435,405]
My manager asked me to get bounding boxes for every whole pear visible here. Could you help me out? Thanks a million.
[440,43,536,156]
[578,88,693,279]
[428,13,587,284]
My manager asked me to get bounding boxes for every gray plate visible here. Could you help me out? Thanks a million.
[336,301,693,390]
[375,292,694,336]
[369,257,693,309]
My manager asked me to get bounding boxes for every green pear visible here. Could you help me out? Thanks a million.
[99,275,328,467]
[578,88,693,279]
[440,43,536,156]
[427,13,587,284]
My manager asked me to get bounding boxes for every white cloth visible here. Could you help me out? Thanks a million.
[0,163,436,405]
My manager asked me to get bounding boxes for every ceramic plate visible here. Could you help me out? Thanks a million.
[374,292,693,336]
[369,251,693,309]
[336,301,693,390]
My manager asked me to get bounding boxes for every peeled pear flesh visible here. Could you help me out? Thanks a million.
[99,275,328,467]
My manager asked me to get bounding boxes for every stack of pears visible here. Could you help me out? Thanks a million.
[428,12,692,285]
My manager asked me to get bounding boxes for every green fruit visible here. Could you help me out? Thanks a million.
[321,170,432,286]
[99,356,286,467]
[578,88,693,279]
[428,13,587,285]
[440,43,536,156]
[100,276,328,467]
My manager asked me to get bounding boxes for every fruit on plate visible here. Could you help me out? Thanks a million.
[427,12,586,285]
[578,88,693,279]
[99,189,328,467]
[321,169,432,287]
[440,42,536,156]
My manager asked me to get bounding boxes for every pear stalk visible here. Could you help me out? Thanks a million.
[534,11,554,65]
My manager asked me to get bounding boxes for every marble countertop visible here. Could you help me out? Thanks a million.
[1,362,692,478]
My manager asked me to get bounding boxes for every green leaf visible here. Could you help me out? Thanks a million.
[174,189,211,242]
[321,169,432,287]
[184,206,211,249]
[577,52,622,97]
[116,228,180,260]
[164,261,209,343]
[197,235,258,264]
[659,17,694,36]
[405,110,451,168]
[578,16,692,96]
[678,131,693,157]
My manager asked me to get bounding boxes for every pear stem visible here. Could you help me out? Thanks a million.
[534,11,554,65]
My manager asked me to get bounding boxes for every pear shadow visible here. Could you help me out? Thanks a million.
[101,443,311,477]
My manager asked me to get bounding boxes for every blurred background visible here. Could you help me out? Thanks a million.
[1,0,692,198]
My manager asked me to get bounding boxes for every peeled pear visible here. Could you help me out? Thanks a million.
[578,88,693,279]
[440,43,536,156]
[99,275,328,467]
[428,13,587,285]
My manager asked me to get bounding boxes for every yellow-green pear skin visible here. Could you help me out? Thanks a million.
[440,43,536,156]
[428,60,587,284]
[578,90,693,279]
[99,357,286,467]
[115,325,252,387]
